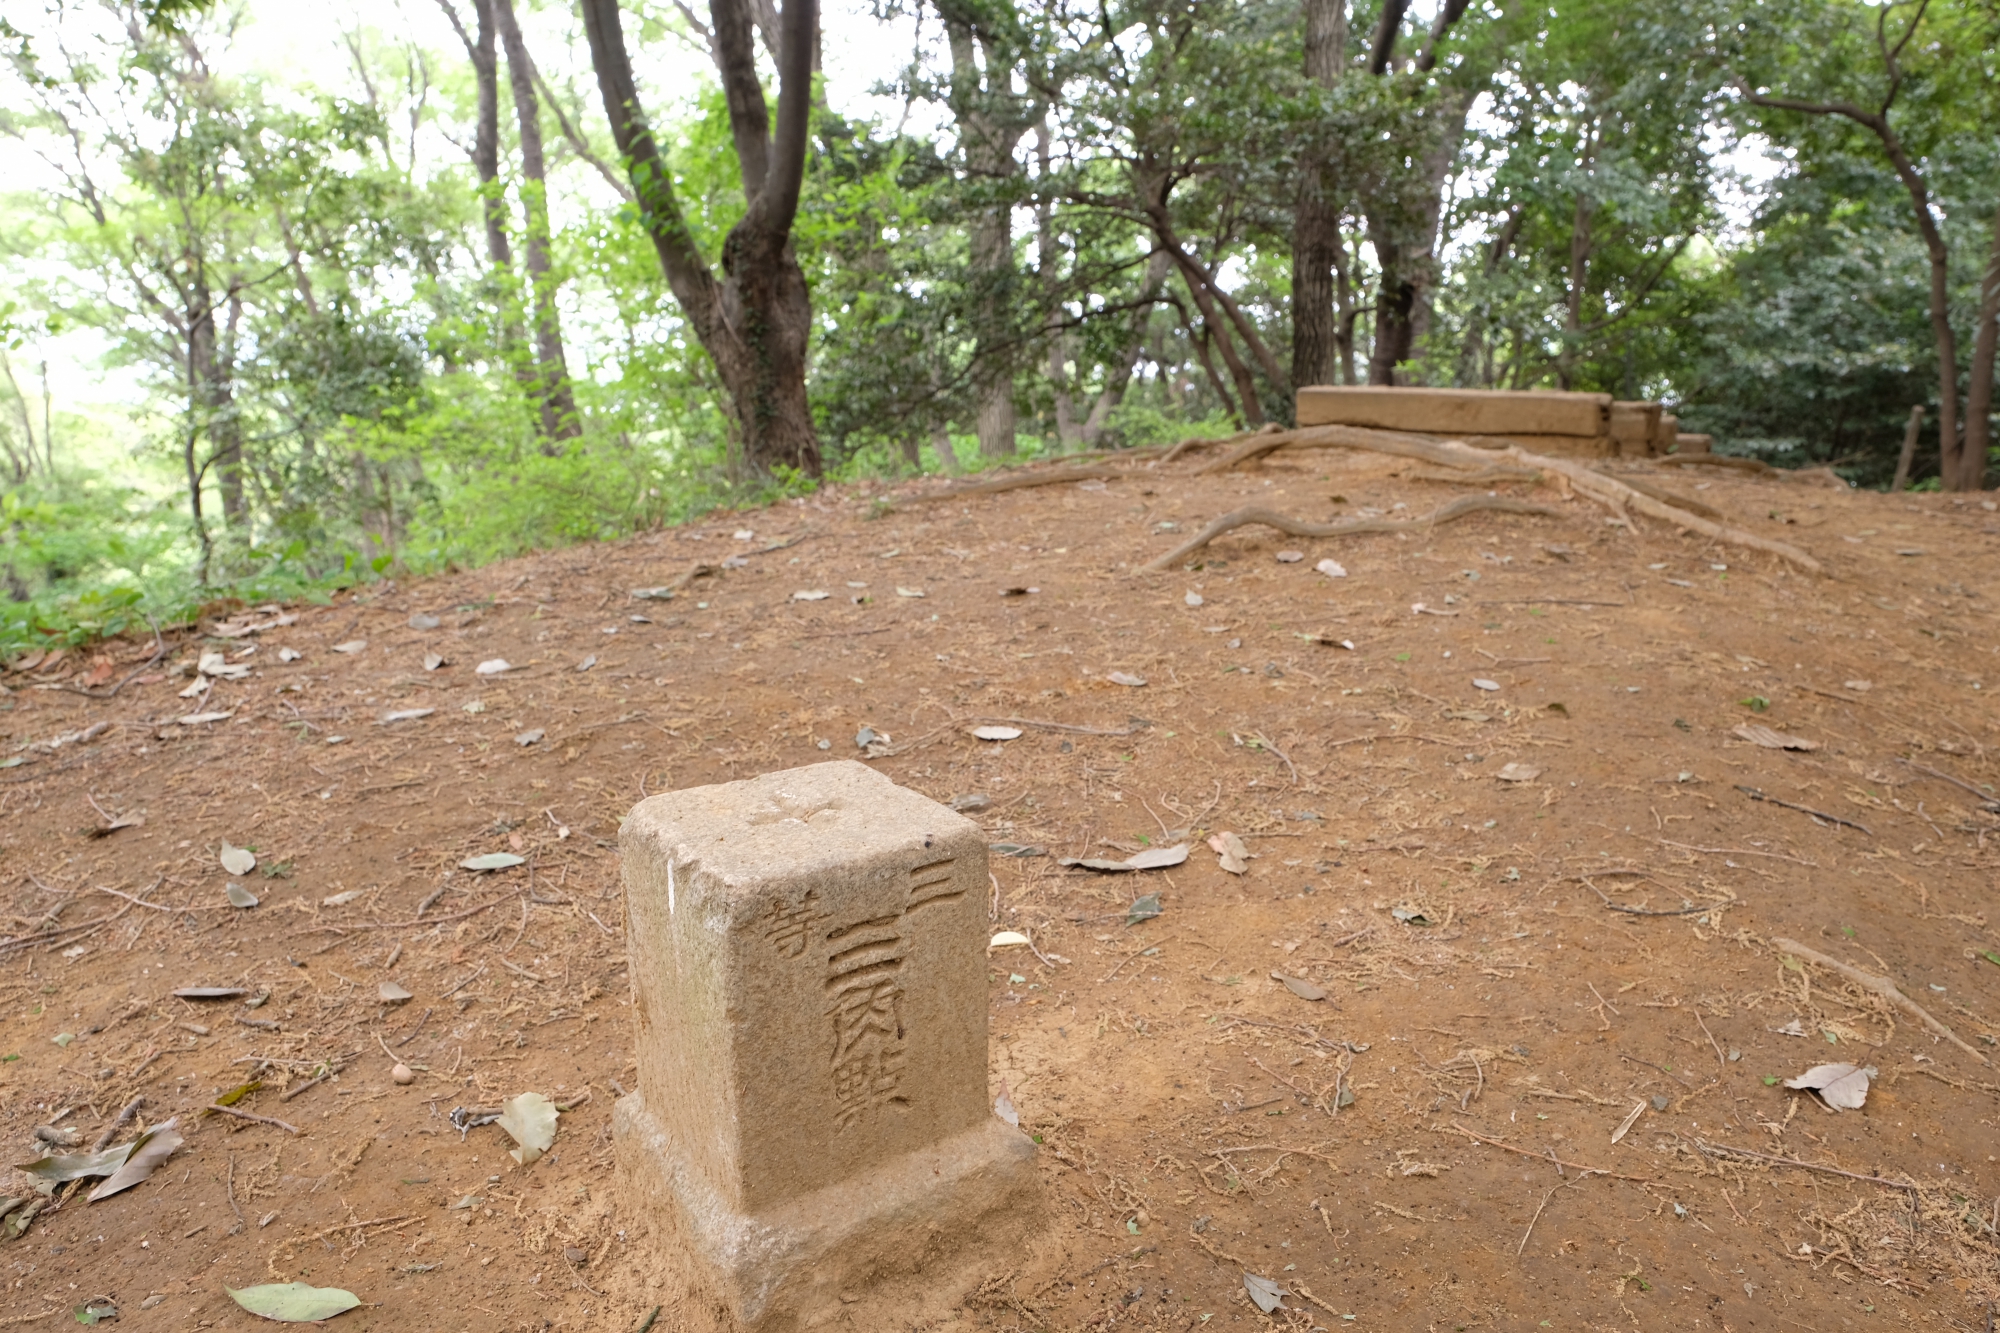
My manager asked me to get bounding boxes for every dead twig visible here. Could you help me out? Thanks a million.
[1735,785,1873,835]
[1581,877,1710,917]
[208,1103,301,1135]
[1895,757,2000,812]
[1774,937,1988,1066]
[265,1215,414,1280]
[1448,1123,1652,1183]
[1693,1139,1916,1192]
[1518,1172,1596,1256]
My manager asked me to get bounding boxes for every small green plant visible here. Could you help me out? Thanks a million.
[1740,695,1770,712]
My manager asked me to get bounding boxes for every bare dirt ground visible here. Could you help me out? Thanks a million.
[3,444,1999,1333]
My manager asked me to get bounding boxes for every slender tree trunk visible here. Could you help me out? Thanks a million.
[1742,84,1968,486]
[214,290,246,527]
[1082,250,1173,445]
[438,0,535,385]
[1557,121,1597,391]
[582,0,823,475]
[37,362,51,473]
[943,14,1030,458]
[1290,0,1347,391]
[1891,405,1925,492]
[1035,123,1079,448]
[494,0,582,443]
[1964,203,2000,489]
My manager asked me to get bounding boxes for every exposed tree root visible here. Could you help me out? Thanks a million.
[1189,425,1824,574]
[1774,937,1989,1066]
[1657,453,1774,474]
[1137,495,1560,573]
[1616,475,1721,520]
[1196,423,1485,474]
[1492,446,1823,573]
[1156,423,1277,467]
[902,465,1128,504]
[1403,465,1545,486]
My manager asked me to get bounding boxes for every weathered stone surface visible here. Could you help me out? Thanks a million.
[1610,400,1662,454]
[1653,412,1681,454]
[1297,385,1611,437]
[614,760,1038,1330]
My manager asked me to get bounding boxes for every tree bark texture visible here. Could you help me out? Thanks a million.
[582,0,823,476]
[1363,90,1469,385]
[1965,203,2000,488]
[1290,0,1347,392]
[943,9,1033,457]
[493,0,582,442]
[1082,249,1174,444]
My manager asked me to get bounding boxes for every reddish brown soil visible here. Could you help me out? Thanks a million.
[3,448,1998,1333]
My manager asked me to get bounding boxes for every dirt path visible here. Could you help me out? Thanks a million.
[2,450,1997,1331]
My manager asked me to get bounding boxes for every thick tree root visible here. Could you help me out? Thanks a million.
[1186,425,1823,574]
[1156,424,1277,467]
[1137,495,1560,573]
[1487,445,1823,573]
[902,464,1129,504]
[1196,423,1486,474]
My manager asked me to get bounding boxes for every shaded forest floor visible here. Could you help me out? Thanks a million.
[4,445,2000,1332]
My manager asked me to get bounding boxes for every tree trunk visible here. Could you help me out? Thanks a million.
[1559,150,1596,392]
[1742,84,1966,486]
[494,0,582,443]
[1082,250,1173,445]
[1290,0,1347,391]
[943,12,1031,458]
[1891,405,1925,492]
[1036,122,1079,448]
[581,0,823,476]
[438,0,536,390]
[1363,92,1468,385]
[1964,202,2000,490]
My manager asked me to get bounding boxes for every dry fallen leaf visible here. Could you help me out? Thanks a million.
[474,659,513,676]
[1495,762,1543,782]
[219,842,257,876]
[1732,722,1821,751]
[988,931,1033,949]
[1783,1063,1874,1110]
[1106,671,1148,687]
[1610,1101,1646,1144]
[88,1120,182,1201]
[226,1283,361,1323]
[422,653,446,671]
[1274,550,1304,563]
[379,981,414,1004]
[791,590,830,602]
[1243,1273,1287,1314]
[969,725,1022,741]
[1314,559,1346,578]
[225,883,259,909]
[382,708,434,723]
[1206,831,1250,874]
[1271,972,1326,1002]
[1124,844,1189,870]
[497,1092,559,1166]
[330,640,367,654]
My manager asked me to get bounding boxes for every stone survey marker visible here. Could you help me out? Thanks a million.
[614,761,1038,1329]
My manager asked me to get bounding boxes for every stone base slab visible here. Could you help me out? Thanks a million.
[614,1091,1041,1331]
